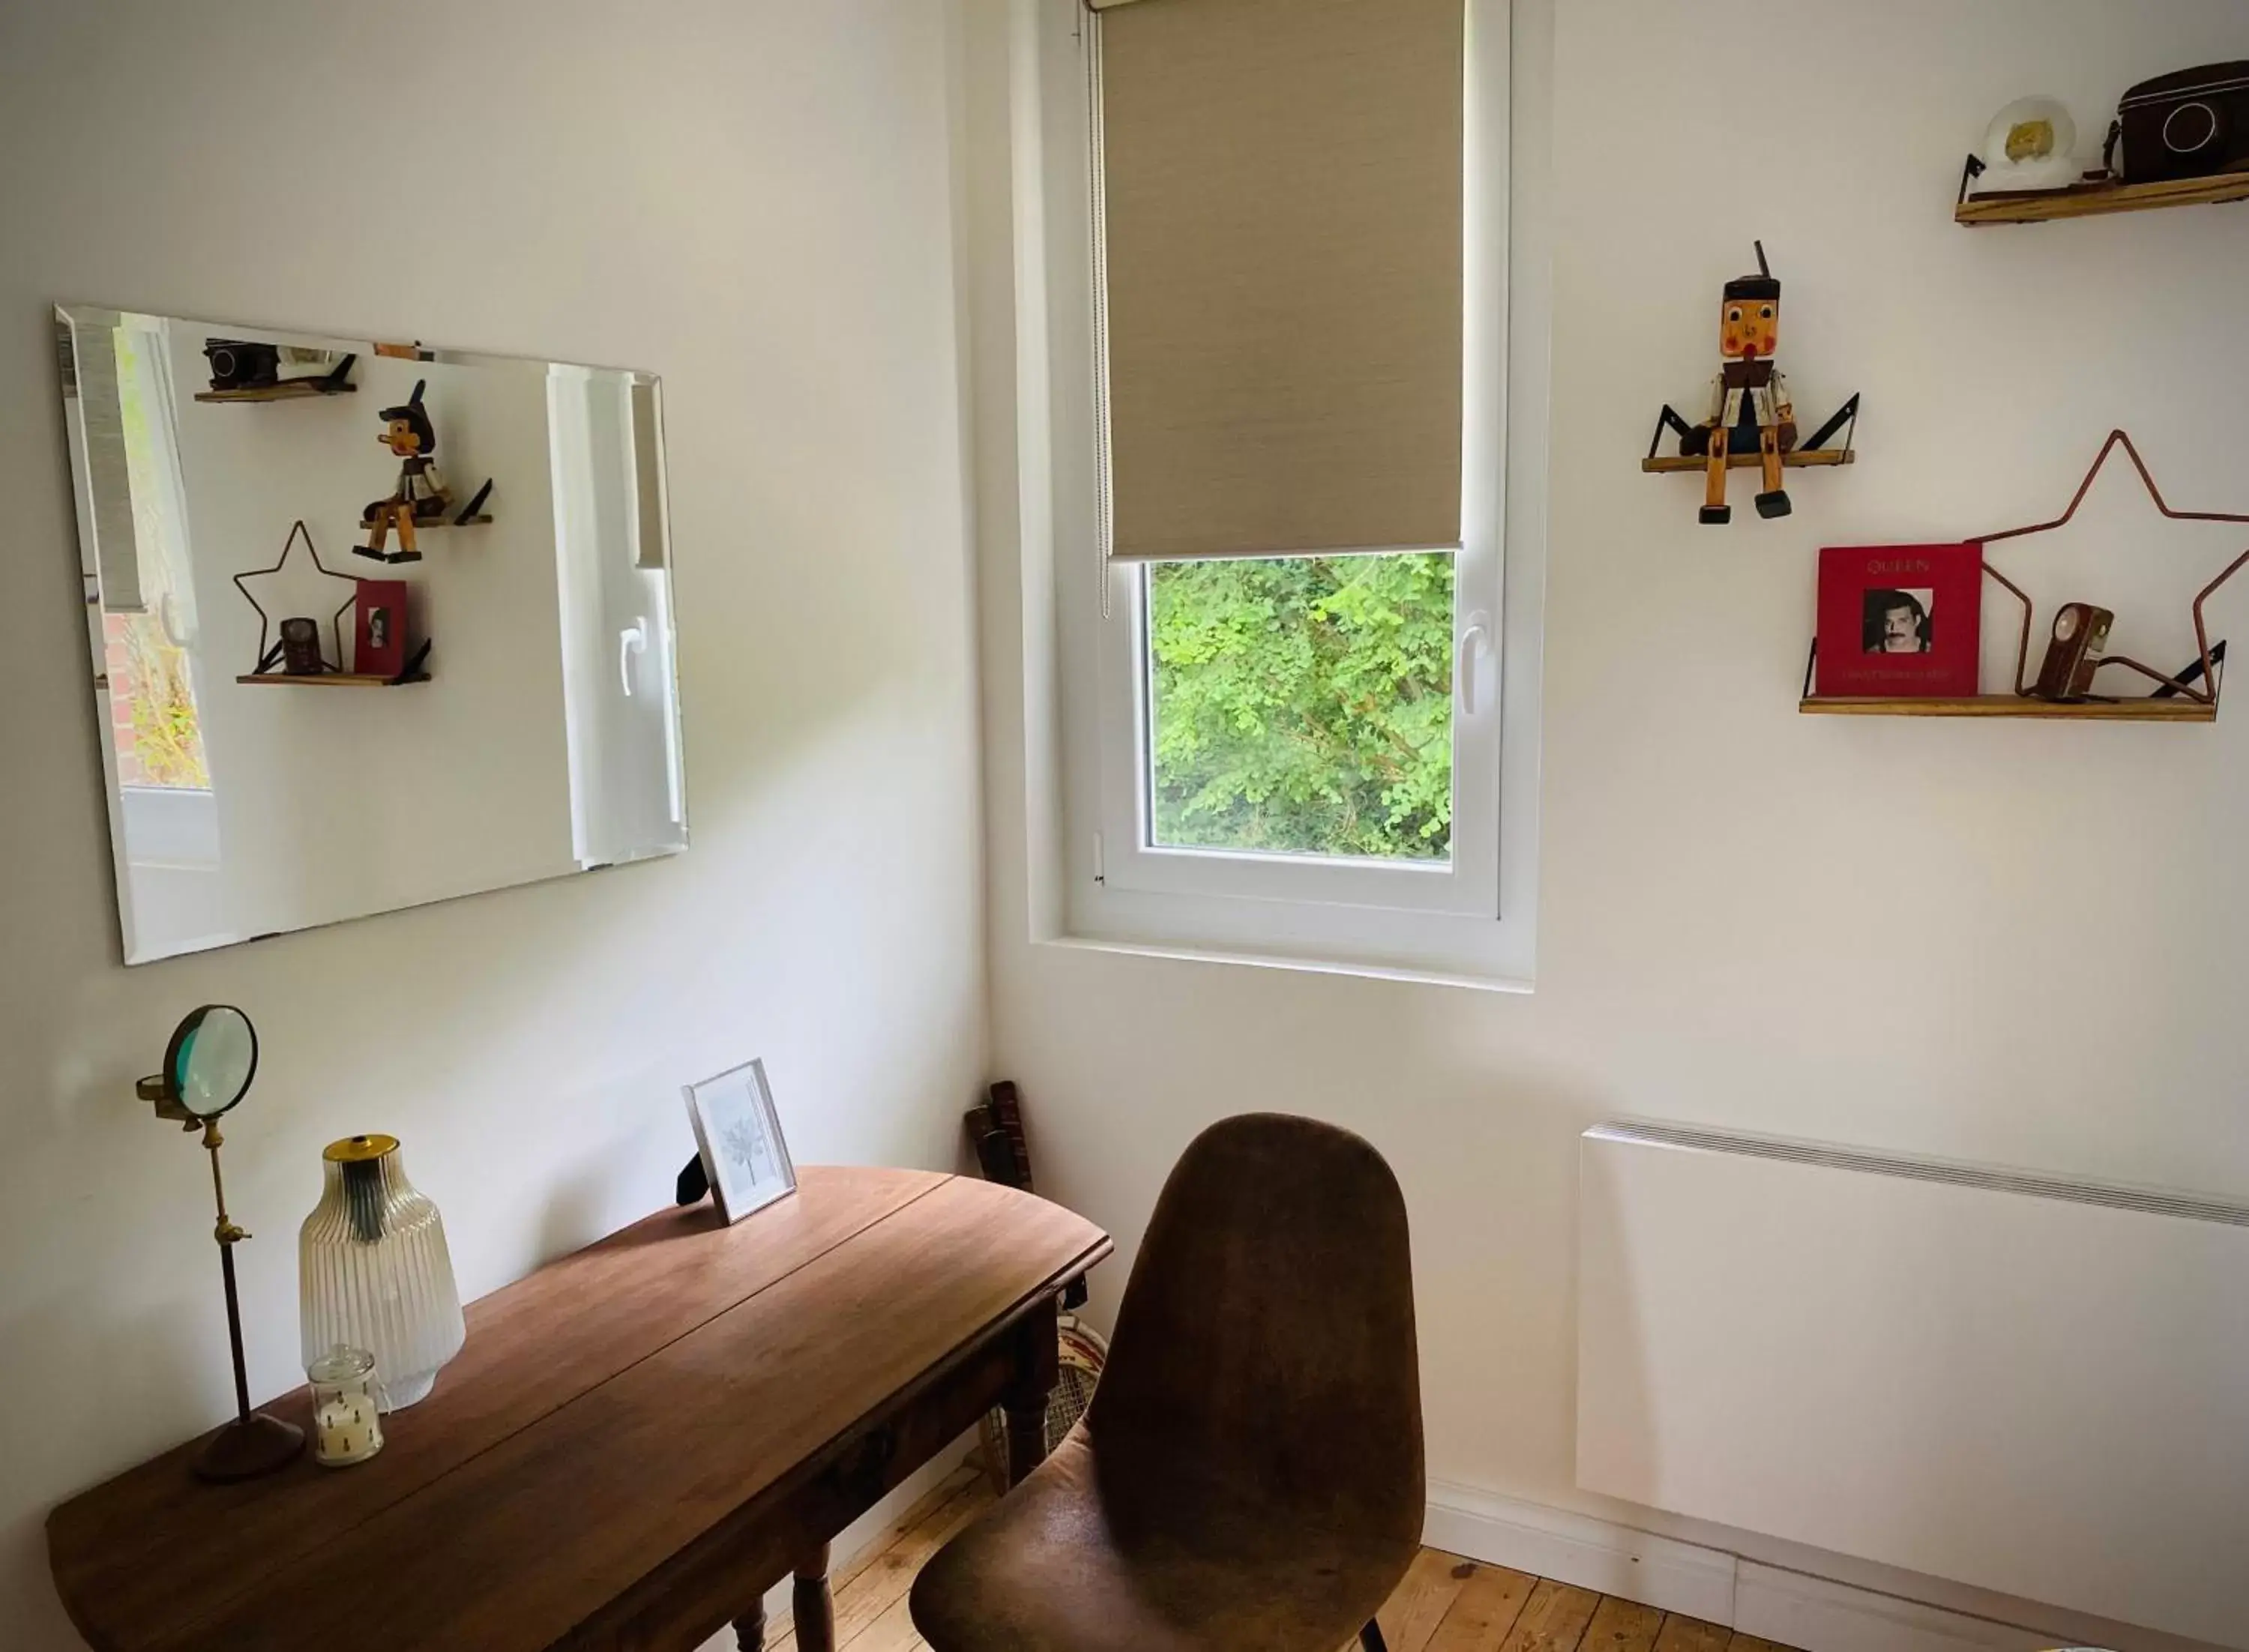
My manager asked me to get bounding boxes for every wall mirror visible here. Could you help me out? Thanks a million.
[57,307,688,964]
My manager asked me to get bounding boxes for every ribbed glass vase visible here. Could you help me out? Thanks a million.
[299,1134,466,1411]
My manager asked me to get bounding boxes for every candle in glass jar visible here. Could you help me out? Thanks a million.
[306,1344,387,1468]
[314,1394,381,1465]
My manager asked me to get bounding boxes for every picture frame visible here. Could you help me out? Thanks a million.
[1814,543,1983,699]
[354,580,409,679]
[682,1059,796,1225]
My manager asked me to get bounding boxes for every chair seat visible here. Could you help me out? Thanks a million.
[911,1429,1416,1652]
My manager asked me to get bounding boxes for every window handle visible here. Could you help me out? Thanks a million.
[1456,614,1491,718]
[618,618,648,696]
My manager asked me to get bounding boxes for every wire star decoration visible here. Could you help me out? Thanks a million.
[231,520,361,676]
[1969,431,2249,705]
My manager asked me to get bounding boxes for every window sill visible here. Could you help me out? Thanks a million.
[1035,933,1535,996]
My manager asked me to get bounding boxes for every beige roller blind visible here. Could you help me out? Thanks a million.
[1092,0,1465,561]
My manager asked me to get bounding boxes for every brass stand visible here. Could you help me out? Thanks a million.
[187,1118,304,1483]
[136,1007,301,1483]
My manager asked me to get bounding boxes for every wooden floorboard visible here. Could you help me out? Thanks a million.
[1580,1594,1666,1651]
[1423,1561,1539,1649]
[1379,1548,1481,1651]
[1498,1578,1604,1651]
[1652,1615,1735,1652]
[790,1456,1804,1652]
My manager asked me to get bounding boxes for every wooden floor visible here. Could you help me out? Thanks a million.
[762,1460,1804,1652]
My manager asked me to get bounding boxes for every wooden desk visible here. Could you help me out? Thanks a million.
[47,1167,1110,1652]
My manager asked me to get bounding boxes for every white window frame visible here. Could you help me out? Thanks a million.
[1031,0,1549,986]
[1096,547,1495,916]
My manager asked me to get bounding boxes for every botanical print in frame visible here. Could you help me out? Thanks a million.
[683,1058,796,1225]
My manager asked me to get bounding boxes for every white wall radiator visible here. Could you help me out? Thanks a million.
[1577,1123,2249,1649]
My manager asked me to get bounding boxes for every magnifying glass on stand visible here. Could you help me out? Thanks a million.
[139,1005,305,1483]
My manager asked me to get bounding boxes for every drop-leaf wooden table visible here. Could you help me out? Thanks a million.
[47,1166,1110,1652]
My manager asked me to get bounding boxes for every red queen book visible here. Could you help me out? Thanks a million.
[354,580,410,679]
[1814,543,1981,699]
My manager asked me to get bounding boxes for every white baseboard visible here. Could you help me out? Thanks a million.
[1423,1481,2071,1652]
[1736,1561,2057,1652]
[1424,1478,1738,1625]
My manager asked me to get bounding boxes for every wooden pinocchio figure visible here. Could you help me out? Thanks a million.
[358,380,451,564]
[1686,244,1797,525]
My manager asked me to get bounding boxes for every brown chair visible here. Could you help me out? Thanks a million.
[911,1113,1423,1652]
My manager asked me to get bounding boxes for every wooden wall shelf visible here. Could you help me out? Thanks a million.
[1643,450,1855,474]
[1801,695,2214,722]
[1956,169,2249,226]
[194,380,358,404]
[237,672,429,689]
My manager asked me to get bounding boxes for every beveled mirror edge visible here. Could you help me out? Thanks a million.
[55,310,151,967]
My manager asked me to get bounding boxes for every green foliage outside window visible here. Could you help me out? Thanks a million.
[1146,552,1454,861]
[120,615,210,789]
[115,328,210,790]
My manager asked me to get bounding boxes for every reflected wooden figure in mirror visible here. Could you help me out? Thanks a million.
[359,380,451,564]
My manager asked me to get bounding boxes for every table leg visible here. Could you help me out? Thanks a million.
[1003,1396,1047,1489]
[731,1601,765,1651]
[1002,1296,1062,1489]
[792,1544,836,1652]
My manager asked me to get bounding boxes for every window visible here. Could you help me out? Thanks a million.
[102,321,210,792]
[1145,552,1457,864]
[1034,0,1545,983]
[1096,535,1500,920]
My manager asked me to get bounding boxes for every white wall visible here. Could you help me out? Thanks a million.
[0,4,984,1647]
[977,2,2249,1646]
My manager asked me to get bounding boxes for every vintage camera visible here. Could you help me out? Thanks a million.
[2115,61,2249,183]
[203,338,280,392]
[277,616,327,677]
[2032,603,2113,702]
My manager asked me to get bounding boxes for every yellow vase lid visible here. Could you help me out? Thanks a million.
[323,1133,400,1163]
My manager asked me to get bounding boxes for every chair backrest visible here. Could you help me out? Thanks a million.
[1087,1112,1423,1540]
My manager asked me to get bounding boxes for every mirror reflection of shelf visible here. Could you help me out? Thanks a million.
[235,673,430,689]
[1800,695,2214,722]
[193,380,359,404]
[1955,169,2249,226]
